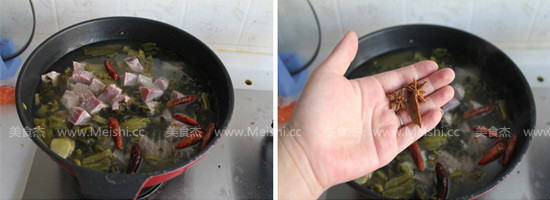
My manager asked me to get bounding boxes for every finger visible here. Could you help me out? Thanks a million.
[416,68,455,96]
[398,85,454,125]
[396,108,443,151]
[313,30,358,76]
[372,60,438,93]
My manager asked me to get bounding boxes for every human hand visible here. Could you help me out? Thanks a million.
[278,31,455,199]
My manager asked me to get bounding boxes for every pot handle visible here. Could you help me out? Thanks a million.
[74,167,149,200]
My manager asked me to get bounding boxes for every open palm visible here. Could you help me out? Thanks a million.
[284,31,455,190]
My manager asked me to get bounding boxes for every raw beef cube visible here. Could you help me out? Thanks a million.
[81,97,107,115]
[124,57,143,72]
[111,94,130,110]
[68,107,91,126]
[69,83,95,100]
[70,70,94,85]
[170,91,185,100]
[442,98,460,112]
[113,149,129,166]
[89,78,105,94]
[452,83,465,100]
[98,84,122,104]
[161,109,172,120]
[121,72,138,86]
[153,77,169,91]
[73,61,87,71]
[137,135,171,158]
[140,86,163,102]
[41,71,61,84]
[137,74,152,86]
[61,90,80,109]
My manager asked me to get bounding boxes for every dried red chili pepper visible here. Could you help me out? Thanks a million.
[173,114,200,126]
[108,117,122,149]
[473,126,500,138]
[478,140,507,165]
[408,141,424,171]
[462,105,494,119]
[503,133,517,166]
[127,143,142,174]
[105,60,118,80]
[166,96,196,108]
[200,123,215,151]
[175,128,205,149]
[436,162,448,199]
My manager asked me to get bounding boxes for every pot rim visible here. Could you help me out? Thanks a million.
[15,16,234,181]
[344,24,535,199]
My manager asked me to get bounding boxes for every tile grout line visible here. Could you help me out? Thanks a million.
[526,0,542,44]
[179,0,189,29]
[467,0,475,32]
[335,0,344,38]
[52,0,59,31]
[236,0,253,47]
[402,0,407,24]
[119,0,122,15]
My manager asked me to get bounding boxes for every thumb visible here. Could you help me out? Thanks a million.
[314,30,358,76]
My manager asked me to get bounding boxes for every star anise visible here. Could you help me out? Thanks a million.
[388,88,407,112]
[406,78,426,102]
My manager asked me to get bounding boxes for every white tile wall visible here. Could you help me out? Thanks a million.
[304,0,550,71]
[0,0,273,54]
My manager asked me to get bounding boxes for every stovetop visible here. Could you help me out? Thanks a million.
[21,89,273,199]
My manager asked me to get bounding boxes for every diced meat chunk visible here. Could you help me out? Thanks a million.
[140,86,163,102]
[153,77,169,91]
[170,91,185,100]
[121,72,138,86]
[98,84,122,104]
[161,109,172,120]
[73,61,87,71]
[113,149,129,166]
[89,78,105,94]
[81,97,107,115]
[138,135,171,158]
[61,90,80,109]
[138,135,157,156]
[124,57,143,72]
[70,70,94,85]
[137,74,152,86]
[68,107,91,125]
[452,83,465,100]
[41,71,61,84]
[111,94,130,110]
[437,151,462,170]
[442,98,460,112]
[69,83,95,100]
[156,140,171,158]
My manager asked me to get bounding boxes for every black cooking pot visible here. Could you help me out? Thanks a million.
[345,24,535,199]
[15,17,234,199]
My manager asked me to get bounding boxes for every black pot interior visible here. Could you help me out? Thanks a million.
[15,17,234,199]
[344,24,535,199]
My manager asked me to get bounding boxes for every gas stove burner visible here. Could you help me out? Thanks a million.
[137,182,167,200]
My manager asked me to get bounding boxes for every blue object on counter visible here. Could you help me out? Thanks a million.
[0,38,22,80]
[278,52,309,97]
